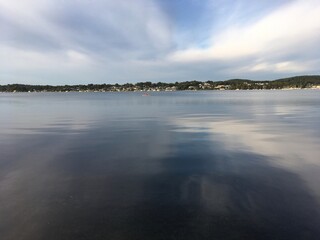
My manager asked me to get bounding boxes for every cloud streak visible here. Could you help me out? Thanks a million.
[170,0,320,60]
[0,0,320,84]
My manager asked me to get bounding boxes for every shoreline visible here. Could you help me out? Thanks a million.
[1,87,319,93]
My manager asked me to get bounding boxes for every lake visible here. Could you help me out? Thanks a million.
[1,90,320,240]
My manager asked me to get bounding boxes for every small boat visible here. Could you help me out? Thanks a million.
[142,93,150,96]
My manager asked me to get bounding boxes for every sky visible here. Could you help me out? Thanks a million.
[1,0,320,85]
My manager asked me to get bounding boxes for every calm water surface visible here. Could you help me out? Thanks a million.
[1,90,320,240]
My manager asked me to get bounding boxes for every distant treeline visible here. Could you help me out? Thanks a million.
[1,75,320,92]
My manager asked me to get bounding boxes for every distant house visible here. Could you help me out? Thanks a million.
[188,86,197,90]
[165,86,177,91]
[214,85,230,90]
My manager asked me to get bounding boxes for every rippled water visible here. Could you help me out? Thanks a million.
[1,90,320,240]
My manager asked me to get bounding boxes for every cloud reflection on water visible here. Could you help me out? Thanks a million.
[172,114,320,199]
[1,91,320,239]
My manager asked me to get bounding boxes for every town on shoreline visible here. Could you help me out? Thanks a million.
[1,75,320,93]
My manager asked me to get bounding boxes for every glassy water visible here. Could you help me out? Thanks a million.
[1,90,320,240]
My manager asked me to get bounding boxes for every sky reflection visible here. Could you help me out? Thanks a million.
[173,115,320,197]
[1,91,320,239]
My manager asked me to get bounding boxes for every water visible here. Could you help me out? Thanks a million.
[1,90,320,240]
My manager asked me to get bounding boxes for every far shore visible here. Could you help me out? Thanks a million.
[1,75,320,93]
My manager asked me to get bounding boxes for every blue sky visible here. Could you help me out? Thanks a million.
[1,0,320,84]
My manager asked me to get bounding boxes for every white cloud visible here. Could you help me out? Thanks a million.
[0,0,175,83]
[0,45,93,70]
[245,60,316,73]
[169,0,320,62]
[66,50,91,65]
